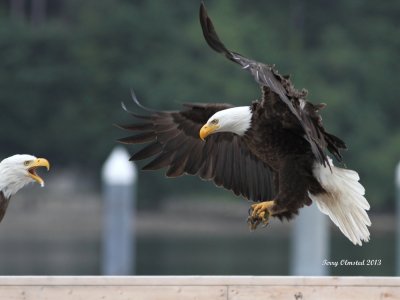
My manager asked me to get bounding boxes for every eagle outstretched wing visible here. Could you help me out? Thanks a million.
[199,2,346,166]
[119,99,276,202]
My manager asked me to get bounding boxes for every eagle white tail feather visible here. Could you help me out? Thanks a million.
[309,159,371,246]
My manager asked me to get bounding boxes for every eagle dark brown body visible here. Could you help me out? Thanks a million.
[0,191,10,223]
[244,91,329,220]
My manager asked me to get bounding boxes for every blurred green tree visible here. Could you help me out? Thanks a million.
[0,0,398,209]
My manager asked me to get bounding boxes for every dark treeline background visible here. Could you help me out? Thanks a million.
[0,0,399,210]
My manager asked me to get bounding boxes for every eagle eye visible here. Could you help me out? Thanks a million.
[24,160,31,166]
[210,119,219,125]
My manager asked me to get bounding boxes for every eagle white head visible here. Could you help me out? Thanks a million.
[199,106,252,140]
[0,154,50,199]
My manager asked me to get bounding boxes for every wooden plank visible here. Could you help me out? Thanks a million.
[0,285,227,300]
[229,285,400,300]
[0,276,399,286]
[0,276,399,300]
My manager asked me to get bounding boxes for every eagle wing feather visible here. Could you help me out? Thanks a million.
[199,2,346,165]
[119,101,276,201]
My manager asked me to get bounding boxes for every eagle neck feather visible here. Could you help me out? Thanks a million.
[0,164,31,199]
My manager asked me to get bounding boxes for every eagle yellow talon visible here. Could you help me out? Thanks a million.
[247,200,276,230]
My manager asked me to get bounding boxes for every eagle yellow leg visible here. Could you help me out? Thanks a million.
[247,200,276,230]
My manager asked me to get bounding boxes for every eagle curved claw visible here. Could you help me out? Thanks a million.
[247,200,275,230]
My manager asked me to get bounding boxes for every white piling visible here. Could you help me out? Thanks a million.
[290,203,329,275]
[101,146,137,275]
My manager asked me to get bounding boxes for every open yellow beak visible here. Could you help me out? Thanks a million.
[27,158,50,187]
[199,123,219,141]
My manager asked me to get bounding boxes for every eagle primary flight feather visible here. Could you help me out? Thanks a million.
[119,3,371,245]
[0,155,50,222]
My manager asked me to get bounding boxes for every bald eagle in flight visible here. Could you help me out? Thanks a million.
[119,3,370,245]
[0,155,50,222]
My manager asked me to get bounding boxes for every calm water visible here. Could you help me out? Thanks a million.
[136,233,394,276]
[0,230,394,275]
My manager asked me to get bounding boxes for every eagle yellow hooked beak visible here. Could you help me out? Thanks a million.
[199,123,219,141]
[27,158,50,187]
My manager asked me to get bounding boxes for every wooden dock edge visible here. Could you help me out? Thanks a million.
[0,276,398,299]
